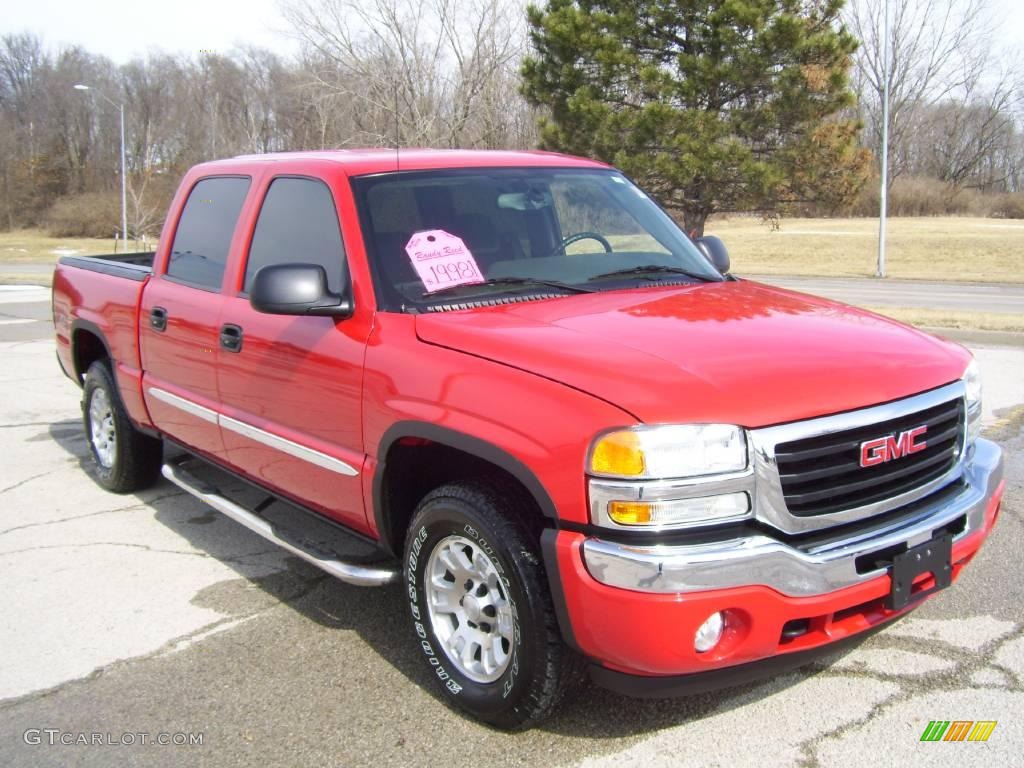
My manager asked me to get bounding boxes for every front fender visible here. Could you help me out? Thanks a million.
[362,313,634,530]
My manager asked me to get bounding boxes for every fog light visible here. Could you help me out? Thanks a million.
[695,611,725,653]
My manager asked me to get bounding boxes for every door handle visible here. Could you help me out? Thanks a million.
[150,306,168,331]
[220,323,243,353]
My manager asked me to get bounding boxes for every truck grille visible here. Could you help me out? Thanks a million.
[774,396,964,517]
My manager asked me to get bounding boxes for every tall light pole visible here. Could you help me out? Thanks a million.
[876,0,891,278]
[74,84,128,252]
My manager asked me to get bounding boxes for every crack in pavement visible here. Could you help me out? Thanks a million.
[0,339,51,350]
[793,621,1024,767]
[0,491,187,536]
[0,469,56,495]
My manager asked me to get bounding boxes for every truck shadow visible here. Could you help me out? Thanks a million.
[45,420,865,741]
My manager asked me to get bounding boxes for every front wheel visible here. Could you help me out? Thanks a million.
[403,480,584,730]
[82,361,163,493]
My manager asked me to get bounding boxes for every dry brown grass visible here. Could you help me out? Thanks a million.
[4,218,1021,284]
[707,217,1024,283]
[862,306,1024,333]
[0,229,152,265]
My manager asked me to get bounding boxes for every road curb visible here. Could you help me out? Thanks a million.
[745,274,1024,289]
[921,327,1024,348]
[0,275,52,287]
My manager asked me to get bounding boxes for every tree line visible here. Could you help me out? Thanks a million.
[0,0,1020,241]
[847,0,1023,214]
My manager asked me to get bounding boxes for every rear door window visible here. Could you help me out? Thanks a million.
[166,176,251,290]
[243,177,346,293]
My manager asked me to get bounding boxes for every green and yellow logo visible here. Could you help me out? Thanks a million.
[920,720,997,742]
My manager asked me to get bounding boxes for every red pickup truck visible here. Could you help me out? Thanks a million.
[52,149,1004,729]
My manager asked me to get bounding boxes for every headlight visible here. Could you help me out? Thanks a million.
[588,424,748,479]
[587,424,752,530]
[963,358,982,444]
[604,493,750,527]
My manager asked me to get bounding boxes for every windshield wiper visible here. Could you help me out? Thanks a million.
[423,276,597,299]
[588,264,720,283]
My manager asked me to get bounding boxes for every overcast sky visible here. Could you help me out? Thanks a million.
[2,0,1021,65]
[2,0,298,62]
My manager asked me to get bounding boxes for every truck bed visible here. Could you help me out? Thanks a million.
[57,251,156,282]
[52,251,155,425]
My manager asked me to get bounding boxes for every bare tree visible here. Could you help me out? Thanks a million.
[281,0,529,148]
[846,0,995,184]
[0,33,51,223]
[437,0,526,146]
[915,69,1019,189]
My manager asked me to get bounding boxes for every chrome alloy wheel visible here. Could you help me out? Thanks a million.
[425,535,515,683]
[88,386,116,468]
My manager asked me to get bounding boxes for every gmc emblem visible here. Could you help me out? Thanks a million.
[860,426,928,467]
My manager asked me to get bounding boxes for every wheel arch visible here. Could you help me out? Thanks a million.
[373,421,558,558]
[70,319,114,383]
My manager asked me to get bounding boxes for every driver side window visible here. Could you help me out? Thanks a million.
[550,178,669,255]
[244,177,346,294]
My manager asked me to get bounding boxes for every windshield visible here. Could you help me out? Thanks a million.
[351,167,722,311]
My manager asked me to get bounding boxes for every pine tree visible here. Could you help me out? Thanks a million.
[521,0,871,234]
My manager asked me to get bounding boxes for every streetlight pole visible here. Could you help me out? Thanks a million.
[73,84,128,252]
[876,0,890,279]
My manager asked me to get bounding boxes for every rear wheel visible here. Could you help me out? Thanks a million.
[82,361,162,493]
[403,479,584,730]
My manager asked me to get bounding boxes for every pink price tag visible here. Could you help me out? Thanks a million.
[405,230,485,293]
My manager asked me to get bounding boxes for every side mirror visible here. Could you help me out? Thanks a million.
[696,235,730,274]
[250,264,352,317]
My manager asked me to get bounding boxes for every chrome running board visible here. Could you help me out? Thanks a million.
[161,462,399,587]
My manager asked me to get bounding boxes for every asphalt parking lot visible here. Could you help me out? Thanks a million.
[0,286,1022,767]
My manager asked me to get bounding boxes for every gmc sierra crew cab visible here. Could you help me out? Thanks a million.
[52,149,1005,729]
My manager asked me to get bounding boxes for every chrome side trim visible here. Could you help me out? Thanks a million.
[148,387,358,477]
[148,387,218,424]
[219,414,359,477]
[582,438,1002,597]
[748,381,966,534]
[162,463,396,586]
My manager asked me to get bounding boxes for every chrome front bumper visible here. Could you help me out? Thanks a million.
[582,438,1003,597]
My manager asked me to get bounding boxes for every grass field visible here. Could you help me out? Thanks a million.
[708,216,1024,283]
[0,230,151,265]
[2,219,1022,283]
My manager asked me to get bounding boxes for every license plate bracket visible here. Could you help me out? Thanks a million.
[887,533,953,611]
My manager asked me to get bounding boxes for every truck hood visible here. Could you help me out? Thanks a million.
[414,281,971,428]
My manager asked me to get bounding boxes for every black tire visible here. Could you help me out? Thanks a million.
[403,479,585,730]
[82,360,163,493]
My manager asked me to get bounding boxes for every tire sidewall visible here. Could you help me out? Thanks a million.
[405,501,537,720]
[82,364,121,487]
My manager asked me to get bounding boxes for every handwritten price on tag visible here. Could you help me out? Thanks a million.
[405,230,485,293]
